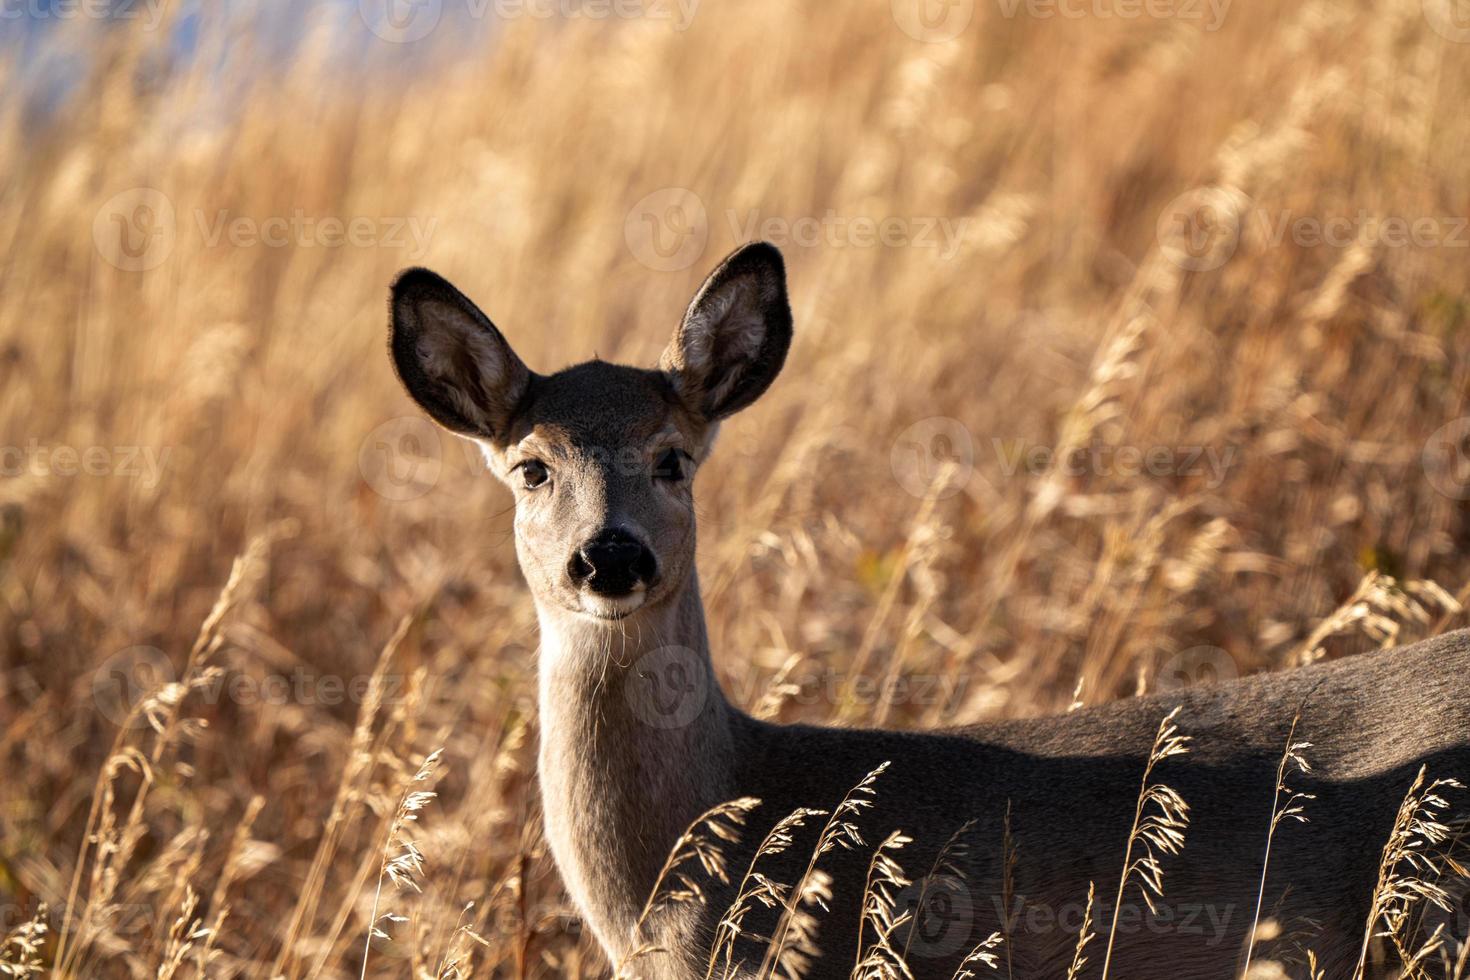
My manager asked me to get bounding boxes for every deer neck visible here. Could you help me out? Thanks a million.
[534,572,738,956]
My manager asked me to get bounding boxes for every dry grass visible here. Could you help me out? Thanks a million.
[1099,707,1191,980]
[5,0,1470,976]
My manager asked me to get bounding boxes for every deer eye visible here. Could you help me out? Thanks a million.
[653,448,687,482]
[518,459,550,490]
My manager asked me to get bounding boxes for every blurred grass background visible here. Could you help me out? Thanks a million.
[3,0,1470,975]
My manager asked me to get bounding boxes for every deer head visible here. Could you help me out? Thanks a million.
[388,242,792,622]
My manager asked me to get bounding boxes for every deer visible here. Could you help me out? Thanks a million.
[387,241,1470,979]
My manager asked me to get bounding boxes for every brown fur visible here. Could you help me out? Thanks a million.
[388,243,1470,978]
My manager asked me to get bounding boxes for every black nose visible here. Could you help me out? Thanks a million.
[568,529,657,596]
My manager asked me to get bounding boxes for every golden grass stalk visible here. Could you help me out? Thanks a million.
[899,818,975,965]
[950,931,1004,979]
[841,463,954,725]
[771,871,834,980]
[616,796,763,978]
[55,535,269,976]
[361,746,445,979]
[1065,883,1097,980]
[634,796,763,938]
[0,903,48,977]
[753,654,805,721]
[193,794,268,976]
[851,830,915,980]
[1241,716,1313,975]
[1294,572,1460,665]
[272,612,414,979]
[999,805,1017,980]
[761,762,891,978]
[431,901,492,980]
[705,807,828,980]
[1098,707,1191,980]
[155,886,203,980]
[1351,765,1464,980]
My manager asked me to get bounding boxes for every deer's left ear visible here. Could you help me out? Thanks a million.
[659,242,792,422]
[389,268,532,443]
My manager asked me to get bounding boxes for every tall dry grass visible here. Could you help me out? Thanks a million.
[3,0,1470,975]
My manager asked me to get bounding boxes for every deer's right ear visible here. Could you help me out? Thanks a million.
[389,268,531,442]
